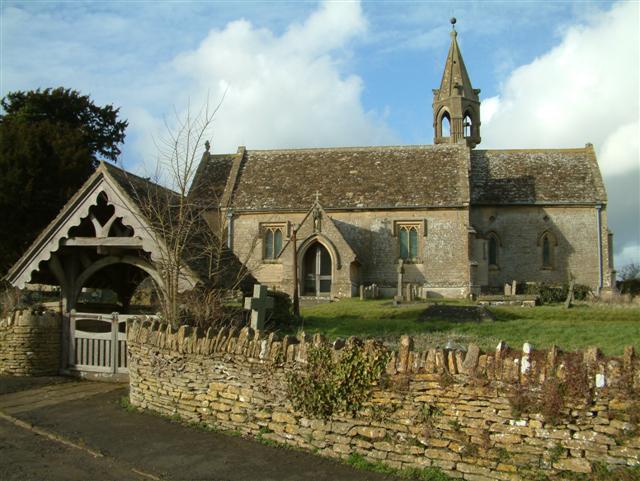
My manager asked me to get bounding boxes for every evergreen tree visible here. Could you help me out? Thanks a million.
[0,87,127,273]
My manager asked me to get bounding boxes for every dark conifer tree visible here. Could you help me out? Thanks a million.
[0,87,128,273]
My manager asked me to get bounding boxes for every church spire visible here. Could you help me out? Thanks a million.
[432,18,481,148]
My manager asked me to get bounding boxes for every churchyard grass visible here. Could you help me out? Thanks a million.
[297,299,640,355]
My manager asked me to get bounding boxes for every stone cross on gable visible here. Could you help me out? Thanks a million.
[314,191,321,203]
[244,284,274,330]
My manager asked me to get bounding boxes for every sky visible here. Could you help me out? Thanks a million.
[1,0,639,269]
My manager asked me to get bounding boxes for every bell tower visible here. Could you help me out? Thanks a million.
[432,18,481,148]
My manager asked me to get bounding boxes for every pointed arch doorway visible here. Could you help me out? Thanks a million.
[303,242,332,297]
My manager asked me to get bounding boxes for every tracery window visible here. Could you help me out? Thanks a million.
[399,225,419,261]
[263,226,284,260]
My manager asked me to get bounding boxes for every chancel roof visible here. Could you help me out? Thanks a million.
[224,144,471,210]
[470,146,607,205]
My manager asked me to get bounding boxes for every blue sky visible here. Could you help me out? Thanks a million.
[1,0,638,267]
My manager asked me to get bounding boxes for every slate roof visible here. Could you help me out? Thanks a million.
[470,147,607,205]
[226,144,471,210]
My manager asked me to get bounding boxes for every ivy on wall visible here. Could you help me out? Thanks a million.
[287,341,390,419]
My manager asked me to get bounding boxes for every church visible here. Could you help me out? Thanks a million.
[7,23,614,308]
[2,22,615,380]
[193,23,614,299]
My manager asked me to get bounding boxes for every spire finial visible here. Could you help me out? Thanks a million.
[450,17,457,30]
[204,140,210,152]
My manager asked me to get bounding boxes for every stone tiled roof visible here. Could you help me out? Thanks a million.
[470,147,607,205]
[102,162,180,206]
[227,144,470,210]
[189,153,236,207]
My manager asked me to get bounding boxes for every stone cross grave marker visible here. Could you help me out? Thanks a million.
[244,284,274,330]
[393,259,405,305]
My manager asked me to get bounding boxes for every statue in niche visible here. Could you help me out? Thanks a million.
[313,206,322,232]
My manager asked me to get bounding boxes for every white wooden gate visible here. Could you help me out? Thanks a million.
[69,311,147,374]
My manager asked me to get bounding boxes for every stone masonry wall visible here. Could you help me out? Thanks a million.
[127,321,640,480]
[0,310,61,376]
[232,208,470,298]
[470,205,612,291]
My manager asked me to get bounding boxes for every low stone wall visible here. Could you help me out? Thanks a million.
[0,310,61,376]
[127,320,640,480]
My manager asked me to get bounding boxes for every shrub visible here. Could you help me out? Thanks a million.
[523,282,591,304]
[619,279,640,297]
[287,341,389,419]
[265,290,296,330]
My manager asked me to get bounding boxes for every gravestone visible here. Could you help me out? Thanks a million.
[361,284,381,300]
[405,283,415,302]
[244,284,274,330]
[504,283,512,296]
[511,280,517,296]
[564,278,575,309]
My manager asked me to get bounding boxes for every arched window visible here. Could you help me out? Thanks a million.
[488,234,499,267]
[441,111,451,137]
[264,226,284,259]
[399,225,419,260]
[463,112,473,137]
[538,231,556,269]
[542,236,551,268]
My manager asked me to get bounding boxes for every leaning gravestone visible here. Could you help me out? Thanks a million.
[244,284,274,330]
[564,278,575,309]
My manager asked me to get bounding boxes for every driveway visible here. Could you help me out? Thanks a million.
[0,377,400,481]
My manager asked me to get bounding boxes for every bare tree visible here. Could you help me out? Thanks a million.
[619,262,640,281]
[124,97,258,327]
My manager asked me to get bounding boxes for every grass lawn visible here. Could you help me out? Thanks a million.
[297,299,640,355]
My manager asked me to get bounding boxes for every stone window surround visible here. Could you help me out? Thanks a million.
[486,231,501,271]
[393,220,427,264]
[260,222,289,262]
[538,230,558,271]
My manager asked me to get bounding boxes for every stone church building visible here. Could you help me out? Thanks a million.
[7,25,614,308]
[3,24,614,379]
[194,26,614,299]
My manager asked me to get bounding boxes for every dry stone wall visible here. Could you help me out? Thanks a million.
[0,310,61,375]
[127,320,640,480]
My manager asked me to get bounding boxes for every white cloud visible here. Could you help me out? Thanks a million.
[616,244,640,270]
[480,1,640,263]
[128,0,393,168]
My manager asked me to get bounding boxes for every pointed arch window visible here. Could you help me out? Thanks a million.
[487,233,500,269]
[263,224,285,260]
[441,111,451,137]
[538,231,557,270]
[463,112,473,138]
[395,221,426,263]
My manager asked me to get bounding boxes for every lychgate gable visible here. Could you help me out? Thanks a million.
[5,162,199,306]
